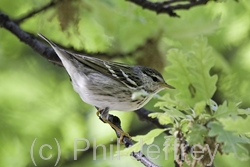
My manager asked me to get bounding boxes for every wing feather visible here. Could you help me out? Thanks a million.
[67,51,143,89]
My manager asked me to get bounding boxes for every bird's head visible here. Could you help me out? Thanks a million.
[140,67,174,94]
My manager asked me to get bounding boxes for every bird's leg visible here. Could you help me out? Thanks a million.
[96,107,131,143]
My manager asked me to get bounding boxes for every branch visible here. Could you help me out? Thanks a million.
[0,11,61,64]
[14,0,58,24]
[108,114,160,167]
[1,10,156,66]
[127,0,210,17]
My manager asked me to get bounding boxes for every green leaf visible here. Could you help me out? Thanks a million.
[186,123,208,145]
[132,128,167,144]
[163,136,176,153]
[221,116,250,135]
[190,37,218,101]
[161,107,187,121]
[155,94,190,111]
[166,37,218,108]
[148,112,172,125]
[208,122,250,160]
[166,49,193,106]
[194,101,206,116]
[154,95,187,122]
[238,108,250,116]
[213,101,238,119]
[118,129,166,156]
[180,119,190,133]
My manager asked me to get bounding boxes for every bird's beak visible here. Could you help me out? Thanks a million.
[162,82,175,89]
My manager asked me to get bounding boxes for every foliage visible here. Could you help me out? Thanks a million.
[147,38,250,166]
[1,0,250,167]
[119,129,167,156]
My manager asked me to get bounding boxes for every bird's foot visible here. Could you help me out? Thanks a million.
[96,109,131,143]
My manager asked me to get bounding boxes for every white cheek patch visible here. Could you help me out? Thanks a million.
[131,89,148,100]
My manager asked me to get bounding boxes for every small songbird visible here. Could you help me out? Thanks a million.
[38,33,174,140]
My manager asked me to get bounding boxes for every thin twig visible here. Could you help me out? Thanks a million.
[127,0,210,17]
[14,0,58,24]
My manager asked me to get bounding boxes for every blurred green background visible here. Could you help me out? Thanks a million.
[1,0,250,166]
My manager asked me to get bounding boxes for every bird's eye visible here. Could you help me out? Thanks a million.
[152,76,158,82]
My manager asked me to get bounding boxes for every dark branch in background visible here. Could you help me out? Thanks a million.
[127,0,210,17]
[1,0,211,60]
[3,0,160,60]
[14,0,58,24]
[0,11,61,63]
[0,11,153,67]
[1,0,157,62]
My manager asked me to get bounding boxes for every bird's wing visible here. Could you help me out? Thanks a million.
[68,52,143,89]
[38,33,142,89]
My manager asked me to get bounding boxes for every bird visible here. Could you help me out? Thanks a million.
[38,33,174,141]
